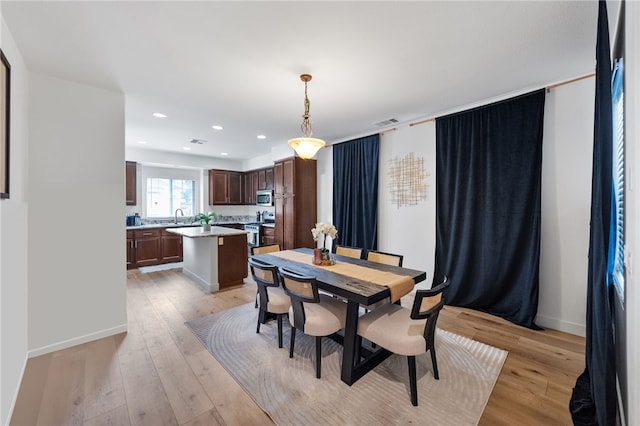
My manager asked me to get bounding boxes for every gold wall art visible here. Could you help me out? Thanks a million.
[387,152,429,208]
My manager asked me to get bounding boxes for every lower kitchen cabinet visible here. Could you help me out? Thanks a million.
[262,226,276,246]
[161,228,183,262]
[132,229,162,267]
[126,230,135,268]
[127,227,185,269]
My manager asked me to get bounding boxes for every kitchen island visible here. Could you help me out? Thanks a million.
[166,226,248,292]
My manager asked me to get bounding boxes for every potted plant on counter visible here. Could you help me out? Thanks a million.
[194,212,217,231]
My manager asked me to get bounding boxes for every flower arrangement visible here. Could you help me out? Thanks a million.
[311,222,338,253]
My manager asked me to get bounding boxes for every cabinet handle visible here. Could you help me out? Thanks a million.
[143,232,153,236]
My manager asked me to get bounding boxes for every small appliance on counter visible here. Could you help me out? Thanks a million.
[126,213,142,226]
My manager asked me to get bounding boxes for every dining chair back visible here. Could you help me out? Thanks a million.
[248,258,291,348]
[250,244,282,307]
[278,267,347,378]
[366,250,403,267]
[357,276,449,406]
[335,245,363,259]
[251,244,281,255]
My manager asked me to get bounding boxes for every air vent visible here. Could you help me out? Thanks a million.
[375,118,399,127]
[190,139,207,144]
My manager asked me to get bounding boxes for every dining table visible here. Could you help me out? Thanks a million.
[251,247,427,385]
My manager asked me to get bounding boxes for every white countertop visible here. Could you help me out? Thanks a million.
[166,226,248,238]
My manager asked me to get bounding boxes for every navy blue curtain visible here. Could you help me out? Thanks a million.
[333,134,379,251]
[433,89,545,329]
[570,1,617,425]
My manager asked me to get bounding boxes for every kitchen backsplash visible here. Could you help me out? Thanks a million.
[138,215,256,225]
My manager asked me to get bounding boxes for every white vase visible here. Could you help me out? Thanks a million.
[203,224,211,231]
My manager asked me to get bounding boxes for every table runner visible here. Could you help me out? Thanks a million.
[270,250,414,302]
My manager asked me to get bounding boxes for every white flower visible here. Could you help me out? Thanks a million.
[311,222,338,250]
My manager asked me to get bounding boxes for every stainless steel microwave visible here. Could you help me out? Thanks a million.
[256,189,274,206]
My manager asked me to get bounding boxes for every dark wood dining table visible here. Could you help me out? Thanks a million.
[251,247,427,385]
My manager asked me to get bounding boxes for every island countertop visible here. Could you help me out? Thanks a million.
[166,226,248,238]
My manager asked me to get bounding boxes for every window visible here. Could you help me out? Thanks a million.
[146,177,196,217]
[607,58,624,300]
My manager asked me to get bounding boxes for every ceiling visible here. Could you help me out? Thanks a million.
[2,1,603,161]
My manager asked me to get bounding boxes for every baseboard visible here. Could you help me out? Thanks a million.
[534,314,585,337]
[3,354,28,426]
[27,324,128,358]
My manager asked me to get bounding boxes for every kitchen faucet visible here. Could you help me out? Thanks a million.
[175,208,184,224]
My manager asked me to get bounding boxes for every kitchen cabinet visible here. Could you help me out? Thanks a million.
[243,171,259,205]
[258,168,275,190]
[125,161,137,205]
[126,230,135,268]
[274,157,317,250]
[133,228,162,267]
[127,226,187,268]
[209,169,243,205]
[161,228,183,263]
[217,233,249,288]
[262,226,276,246]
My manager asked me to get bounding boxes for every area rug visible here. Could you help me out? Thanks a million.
[187,303,507,426]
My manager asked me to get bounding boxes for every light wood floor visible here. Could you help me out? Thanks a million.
[11,267,585,425]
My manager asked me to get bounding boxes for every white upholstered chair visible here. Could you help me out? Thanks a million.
[278,267,347,379]
[357,276,449,406]
[248,258,290,348]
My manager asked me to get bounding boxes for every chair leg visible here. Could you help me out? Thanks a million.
[277,315,283,348]
[430,347,439,380]
[289,327,296,358]
[315,336,322,379]
[408,355,418,406]
[256,318,261,334]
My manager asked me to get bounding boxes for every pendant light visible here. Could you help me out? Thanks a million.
[287,74,326,159]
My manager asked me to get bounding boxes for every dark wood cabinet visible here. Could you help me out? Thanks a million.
[133,229,162,267]
[274,157,317,250]
[126,230,135,268]
[243,171,259,205]
[262,226,276,246]
[127,226,187,268]
[209,169,243,205]
[264,168,274,190]
[217,233,248,288]
[161,228,183,263]
[126,161,137,205]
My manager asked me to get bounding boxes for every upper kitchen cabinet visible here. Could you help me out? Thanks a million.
[126,161,137,205]
[209,169,243,205]
[274,157,317,250]
[243,171,259,205]
[258,167,274,190]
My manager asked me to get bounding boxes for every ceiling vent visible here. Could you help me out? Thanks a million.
[374,118,399,127]
[190,139,207,144]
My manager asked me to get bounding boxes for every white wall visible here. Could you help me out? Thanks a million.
[538,78,594,336]
[379,123,437,286]
[0,17,29,426]
[27,73,127,355]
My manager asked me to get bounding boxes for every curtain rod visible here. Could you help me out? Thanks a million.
[407,72,596,128]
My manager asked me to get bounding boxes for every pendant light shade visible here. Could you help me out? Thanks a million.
[287,74,326,159]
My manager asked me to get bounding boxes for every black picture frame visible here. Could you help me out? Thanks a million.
[0,48,9,199]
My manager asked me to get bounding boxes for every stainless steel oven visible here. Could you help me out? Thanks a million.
[244,222,261,247]
[256,190,274,207]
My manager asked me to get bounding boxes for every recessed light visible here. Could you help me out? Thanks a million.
[183,147,191,151]
[221,152,228,156]
[137,140,147,144]
[153,112,167,118]
[212,125,223,130]
[257,134,266,139]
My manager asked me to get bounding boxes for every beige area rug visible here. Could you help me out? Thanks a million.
[187,303,507,426]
